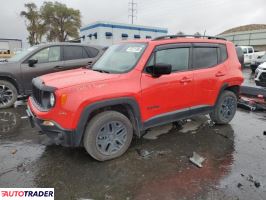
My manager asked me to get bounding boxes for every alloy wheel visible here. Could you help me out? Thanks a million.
[0,84,13,107]
[220,96,236,119]
[96,121,127,156]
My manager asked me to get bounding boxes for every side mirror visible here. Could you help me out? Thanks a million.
[146,63,172,77]
[28,59,38,67]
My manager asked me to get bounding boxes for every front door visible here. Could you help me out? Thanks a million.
[21,46,63,94]
[140,43,194,123]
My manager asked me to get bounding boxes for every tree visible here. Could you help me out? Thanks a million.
[20,3,45,45]
[41,1,81,42]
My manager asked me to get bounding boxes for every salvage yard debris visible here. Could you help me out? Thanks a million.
[11,149,17,154]
[238,85,266,111]
[189,152,205,168]
[239,174,261,188]
[247,175,261,188]
[238,96,266,111]
[136,149,152,158]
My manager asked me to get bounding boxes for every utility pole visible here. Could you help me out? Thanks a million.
[128,0,137,24]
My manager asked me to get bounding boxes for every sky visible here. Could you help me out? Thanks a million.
[0,0,265,46]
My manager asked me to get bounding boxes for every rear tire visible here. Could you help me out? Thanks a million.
[83,111,133,161]
[210,91,237,125]
[0,80,17,109]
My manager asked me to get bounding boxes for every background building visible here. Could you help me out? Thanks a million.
[0,38,22,58]
[80,21,168,46]
[218,24,266,51]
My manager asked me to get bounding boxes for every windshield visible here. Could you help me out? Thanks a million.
[8,46,38,62]
[92,43,146,73]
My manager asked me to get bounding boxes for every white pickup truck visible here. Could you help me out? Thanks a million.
[238,46,265,65]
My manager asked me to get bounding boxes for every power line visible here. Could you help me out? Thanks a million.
[128,0,137,24]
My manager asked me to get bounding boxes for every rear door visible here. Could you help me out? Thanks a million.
[62,45,99,69]
[192,43,228,107]
[21,45,63,93]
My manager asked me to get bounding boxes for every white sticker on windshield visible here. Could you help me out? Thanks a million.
[126,47,143,53]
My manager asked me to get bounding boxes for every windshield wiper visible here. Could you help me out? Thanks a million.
[92,69,110,73]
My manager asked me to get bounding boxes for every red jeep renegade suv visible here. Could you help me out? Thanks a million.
[27,35,243,161]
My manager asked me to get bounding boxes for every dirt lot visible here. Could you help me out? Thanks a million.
[0,68,265,200]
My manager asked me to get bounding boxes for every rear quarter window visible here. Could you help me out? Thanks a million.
[193,47,218,68]
[220,44,228,63]
[85,47,99,58]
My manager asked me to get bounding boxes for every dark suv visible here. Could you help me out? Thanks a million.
[0,43,105,108]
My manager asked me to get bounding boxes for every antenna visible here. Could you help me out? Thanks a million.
[128,0,137,24]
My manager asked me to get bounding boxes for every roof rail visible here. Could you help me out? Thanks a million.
[152,34,226,41]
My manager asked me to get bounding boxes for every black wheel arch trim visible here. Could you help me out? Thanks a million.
[0,74,21,94]
[214,83,240,106]
[74,97,142,146]
[214,83,229,106]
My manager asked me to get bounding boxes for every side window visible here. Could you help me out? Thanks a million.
[220,45,228,62]
[30,46,60,63]
[242,48,247,54]
[146,53,154,67]
[155,48,189,72]
[64,46,87,60]
[248,48,253,54]
[193,47,218,68]
[49,47,61,62]
[85,47,99,58]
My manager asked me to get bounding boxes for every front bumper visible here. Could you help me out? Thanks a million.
[26,106,77,147]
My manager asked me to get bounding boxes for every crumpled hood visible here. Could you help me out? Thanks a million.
[258,62,266,70]
[40,68,120,89]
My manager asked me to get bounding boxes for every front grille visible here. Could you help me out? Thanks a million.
[260,72,266,81]
[32,84,43,106]
[31,78,55,110]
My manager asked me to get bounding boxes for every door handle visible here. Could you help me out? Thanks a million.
[180,77,192,83]
[87,61,93,66]
[215,71,226,77]
[54,66,64,70]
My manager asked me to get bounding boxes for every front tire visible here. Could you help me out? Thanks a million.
[83,111,133,161]
[210,91,237,124]
[0,80,17,109]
